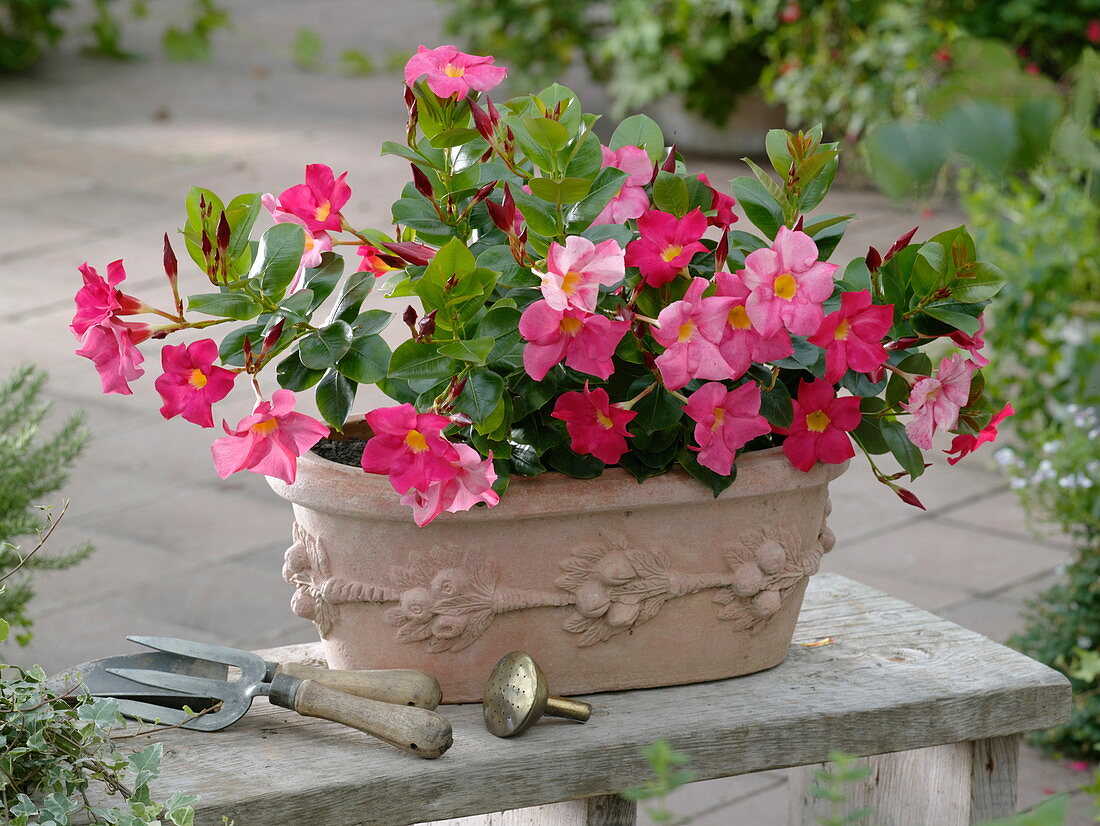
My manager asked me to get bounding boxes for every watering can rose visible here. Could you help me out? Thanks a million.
[70,45,1011,523]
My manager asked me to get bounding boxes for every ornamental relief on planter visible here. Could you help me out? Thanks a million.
[283,505,834,652]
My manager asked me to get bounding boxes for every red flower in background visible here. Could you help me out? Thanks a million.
[944,403,1014,465]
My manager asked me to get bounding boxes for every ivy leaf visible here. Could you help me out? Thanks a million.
[128,743,164,788]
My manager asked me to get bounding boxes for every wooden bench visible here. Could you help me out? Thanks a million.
[99,574,1070,825]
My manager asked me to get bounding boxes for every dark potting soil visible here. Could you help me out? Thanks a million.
[312,438,368,468]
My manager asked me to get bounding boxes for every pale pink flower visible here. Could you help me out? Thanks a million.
[902,354,977,449]
[592,145,652,225]
[713,271,793,379]
[551,384,636,464]
[360,404,460,494]
[683,382,771,476]
[653,277,736,391]
[949,314,989,367]
[210,389,329,484]
[75,318,150,396]
[404,45,507,99]
[740,226,837,337]
[539,236,625,312]
[154,339,237,428]
[519,301,629,381]
[399,444,500,526]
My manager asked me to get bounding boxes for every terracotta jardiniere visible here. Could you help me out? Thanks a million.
[270,437,844,703]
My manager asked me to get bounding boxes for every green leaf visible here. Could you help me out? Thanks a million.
[326,271,376,325]
[544,444,604,478]
[610,114,665,163]
[336,334,390,384]
[277,288,315,323]
[764,129,793,177]
[187,292,263,320]
[941,101,1018,176]
[224,192,262,264]
[743,158,787,209]
[950,262,1007,303]
[316,369,356,429]
[798,154,839,213]
[866,122,948,200]
[276,351,325,391]
[351,309,394,336]
[677,446,735,498]
[760,381,793,429]
[565,167,628,232]
[881,419,925,481]
[838,258,872,293]
[522,115,571,152]
[439,337,495,364]
[250,223,306,298]
[512,185,560,237]
[565,130,603,179]
[0,617,8,644]
[454,368,505,423]
[298,321,353,370]
[921,306,981,335]
[730,177,782,238]
[302,253,345,308]
[652,171,690,217]
[631,384,683,431]
[392,196,451,235]
[528,176,592,205]
[912,242,947,296]
[388,340,461,380]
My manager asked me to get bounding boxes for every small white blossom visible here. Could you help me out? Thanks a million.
[995,447,1017,467]
[1010,477,1027,490]
[1042,440,1062,455]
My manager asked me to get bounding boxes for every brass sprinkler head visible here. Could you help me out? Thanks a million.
[483,651,592,738]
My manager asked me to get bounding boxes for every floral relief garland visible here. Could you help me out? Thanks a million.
[283,501,835,651]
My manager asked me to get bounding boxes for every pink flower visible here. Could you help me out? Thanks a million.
[356,245,396,278]
[902,354,977,449]
[807,290,893,383]
[697,173,738,230]
[71,260,147,339]
[403,44,507,99]
[75,318,150,396]
[360,404,461,495]
[261,193,333,270]
[740,226,837,337]
[652,277,736,391]
[684,382,771,476]
[944,403,1014,466]
[778,379,861,472]
[519,301,629,381]
[399,444,500,526]
[539,236,625,312]
[154,339,237,428]
[551,384,636,464]
[267,164,351,234]
[625,209,708,287]
[1088,19,1100,44]
[210,389,329,484]
[949,314,989,367]
[592,145,652,225]
[713,271,793,379]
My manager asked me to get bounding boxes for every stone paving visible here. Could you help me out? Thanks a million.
[0,0,1091,822]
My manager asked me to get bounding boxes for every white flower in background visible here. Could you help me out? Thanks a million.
[1042,440,1062,454]
[995,447,1018,467]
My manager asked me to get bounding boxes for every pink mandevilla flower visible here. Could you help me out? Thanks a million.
[154,339,237,428]
[519,301,629,381]
[268,164,351,234]
[778,379,861,472]
[551,384,636,464]
[713,271,793,379]
[740,226,837,337]
[652,277,736,391]
[949,314,989,367]
[71,260,146,338]
[261,193,333,271]
[697,173,738,230]
[360,404,460,494]
[625,209,708,288]
[403,45,507,99]
[944,403,1014,466]
[592,145,652,225]
[902,354,977,450]
[807,290,894,383]
[75,319,150,396]
[210,389,329,485]
[400,444,500,527]
[683,382,771,476]
[539,236,625,312]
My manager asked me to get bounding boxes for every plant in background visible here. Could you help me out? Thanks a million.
[0,0,66,71]
[621,740,695,823]
[68,44,1010,528]
[0,366,91,648]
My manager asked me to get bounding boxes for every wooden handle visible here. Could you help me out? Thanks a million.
[291,679,453,759]
[274,662,442,709]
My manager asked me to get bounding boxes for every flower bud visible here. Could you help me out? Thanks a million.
[895,487,926,510]
[865,246,882,272]
[417,309,437,339]
[411,164,434,199]
[886,227,918,260]
[216,212,231,255]
[403,305,418,337]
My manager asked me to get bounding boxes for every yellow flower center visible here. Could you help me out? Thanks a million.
[315,201,331,222]
[560,316,584,336]
[304,234,316,253]
[712,407,726,430]
[561,270,583,295]
[595,410,615,429]
[774,273,798,300]
[727,305,752,330]
[661,245,683,263]
[806,410,831,432]
[252,418,279,435]
[404,429,428,452]
[444,63,466,78]
[677,320,696,343]
[188,368,208,389]
[834,319,850,340]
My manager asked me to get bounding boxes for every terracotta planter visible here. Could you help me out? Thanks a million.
[269,444,845,703]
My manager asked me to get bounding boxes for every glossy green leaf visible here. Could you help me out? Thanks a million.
[730,177,782,238]
[652,171,690,217]
[950,262,1007,303]
[336,334,390,384]
[351,309,394,336]
[276,351,325,391]
[676,446,735,498]
[187,292,263,320]
[388,339,461,380]
[454,368,505,423]
[882,419,926,480]
[528,176,592,205]
[522,116,571,152]
[250,223,306,298]
[610,114,665,162]
[922,306,981,335]
[302,253,345,308]
[439,337,495,364]
[565,167,628,232]
[298,320,353,370]
[316,369,356,429]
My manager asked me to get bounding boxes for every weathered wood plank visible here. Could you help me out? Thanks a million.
[970,735,1019,822]
[82,575,1069,826]
[427,795,636,826]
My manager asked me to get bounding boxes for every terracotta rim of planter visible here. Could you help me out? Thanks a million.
[268,419,848,521]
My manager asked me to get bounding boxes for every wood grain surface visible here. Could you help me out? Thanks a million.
[80,575,1069,826]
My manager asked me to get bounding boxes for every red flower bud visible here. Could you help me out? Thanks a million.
[886,227,918,261]
[450,411,473,427]
[661,145,677,173]
[715,232,729,272]
[472,181,497,205]
[162,233,178,282]
[792,215,805,232]
[411,164,434,200]
[865,246,882,273]
[469,99,495,142]
[383,241,437,266]
[201,229,212,259]
[216,212,231,255]
[417,309,437,339]
[895,487,926,510]
[262,319,285,356]
[403,305,418,336]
